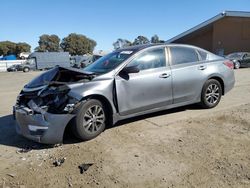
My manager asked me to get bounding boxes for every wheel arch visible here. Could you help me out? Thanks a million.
[63,94,114,142]
[81,94,114,126]
[207,76,225,95]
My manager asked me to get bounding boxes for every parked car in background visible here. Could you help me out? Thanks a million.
[19,52,30,59]
[7,63,32,72]
[7,64,23,72]
[226,52,250,69]
[14,44,235,144]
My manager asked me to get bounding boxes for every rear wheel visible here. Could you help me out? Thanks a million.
[200,79,222,109]
[73,99,106,141]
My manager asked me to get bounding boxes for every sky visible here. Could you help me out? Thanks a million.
[0,0,249,52]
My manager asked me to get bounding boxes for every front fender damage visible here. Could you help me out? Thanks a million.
[14,66,98,144]
[15,99,75,144]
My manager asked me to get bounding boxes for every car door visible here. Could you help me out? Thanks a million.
[246,53,250,66]
[169,46,208,104]
[115,47,173,116]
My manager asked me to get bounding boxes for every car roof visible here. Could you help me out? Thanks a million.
[115,44,158,52]
[115,43,207,52]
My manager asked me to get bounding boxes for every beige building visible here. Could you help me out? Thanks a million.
[167,11,250,55]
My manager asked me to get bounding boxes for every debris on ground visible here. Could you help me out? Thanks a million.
[16,147,32,154]
[78,163,93,174]
[6,173,16,178]
[53,158,66,167]
[20,157,26,161]
[66,176,73,187]
[178,139,183,142]
[53,143,63,148]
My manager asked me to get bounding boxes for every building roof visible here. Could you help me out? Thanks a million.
[166,11,250,43]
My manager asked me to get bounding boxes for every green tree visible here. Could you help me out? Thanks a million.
[35,34,60,52]
[133,36,150,45]
[0,42,9,56]
[60,33,97,55]
[151,35,160,43]
[113,38,132,49]
[0,41,16,56]
[87,38,97,53]
[0,41,31,56]
[151,35,165,44]
[16,42,31,55]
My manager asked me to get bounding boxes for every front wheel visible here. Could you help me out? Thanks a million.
[23,67,30,72]
[200,79,222,109]
[73,99,106,141]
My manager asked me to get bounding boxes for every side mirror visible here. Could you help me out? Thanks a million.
[122,65,140,74]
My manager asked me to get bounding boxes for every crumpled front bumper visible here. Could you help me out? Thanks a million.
[14,106,75,144]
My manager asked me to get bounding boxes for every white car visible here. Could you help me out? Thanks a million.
[19,52,30,59]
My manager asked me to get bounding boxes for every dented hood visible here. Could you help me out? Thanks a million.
[24,66,96,89]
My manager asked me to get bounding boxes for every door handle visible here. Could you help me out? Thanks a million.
[198,65,207,70]
[159,73,171,78]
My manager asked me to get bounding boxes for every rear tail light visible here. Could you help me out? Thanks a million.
[223,60,234,69]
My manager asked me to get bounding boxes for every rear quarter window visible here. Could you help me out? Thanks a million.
[198,50,209,61]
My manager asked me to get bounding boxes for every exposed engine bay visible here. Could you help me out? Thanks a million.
[16,66,95,114]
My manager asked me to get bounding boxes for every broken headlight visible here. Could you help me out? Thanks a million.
[17,84,81,114]
[63,97,80,113]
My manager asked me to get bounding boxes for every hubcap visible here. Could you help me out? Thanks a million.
[205,84,220,104]
[235,62,240,69]
[83,105,105,134]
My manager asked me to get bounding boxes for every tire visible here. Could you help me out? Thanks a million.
[23,67,30,72]
[200,79,222,109]
[234,61,240,69]
[73,99,106,141]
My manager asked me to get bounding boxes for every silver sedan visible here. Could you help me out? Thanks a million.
[14,44,235,144]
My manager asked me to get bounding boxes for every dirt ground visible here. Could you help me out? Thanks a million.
[0,69,250,188]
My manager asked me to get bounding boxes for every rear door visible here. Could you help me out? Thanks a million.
[115,47,173,116]
[169,46,208,104]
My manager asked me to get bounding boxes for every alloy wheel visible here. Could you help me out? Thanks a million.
[82,105,105,134]
[205,84,220,104]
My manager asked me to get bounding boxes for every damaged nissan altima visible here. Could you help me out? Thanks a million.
[14,44,235,144]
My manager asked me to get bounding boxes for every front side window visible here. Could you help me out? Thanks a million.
[170,47,199,65]
[243,53,250,59]
[128,48,166,71]
[27,58,36,65]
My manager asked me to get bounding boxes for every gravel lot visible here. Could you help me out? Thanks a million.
[0,69,250,188]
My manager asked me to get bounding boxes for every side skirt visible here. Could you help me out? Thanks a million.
[112,99,200,124]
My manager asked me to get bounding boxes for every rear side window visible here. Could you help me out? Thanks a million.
[129,48,166,71]
[170,47,199,65]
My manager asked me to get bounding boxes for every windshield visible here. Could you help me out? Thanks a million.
[83,50,135,74]
[92,55,102,62]
[226,53,243,59]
